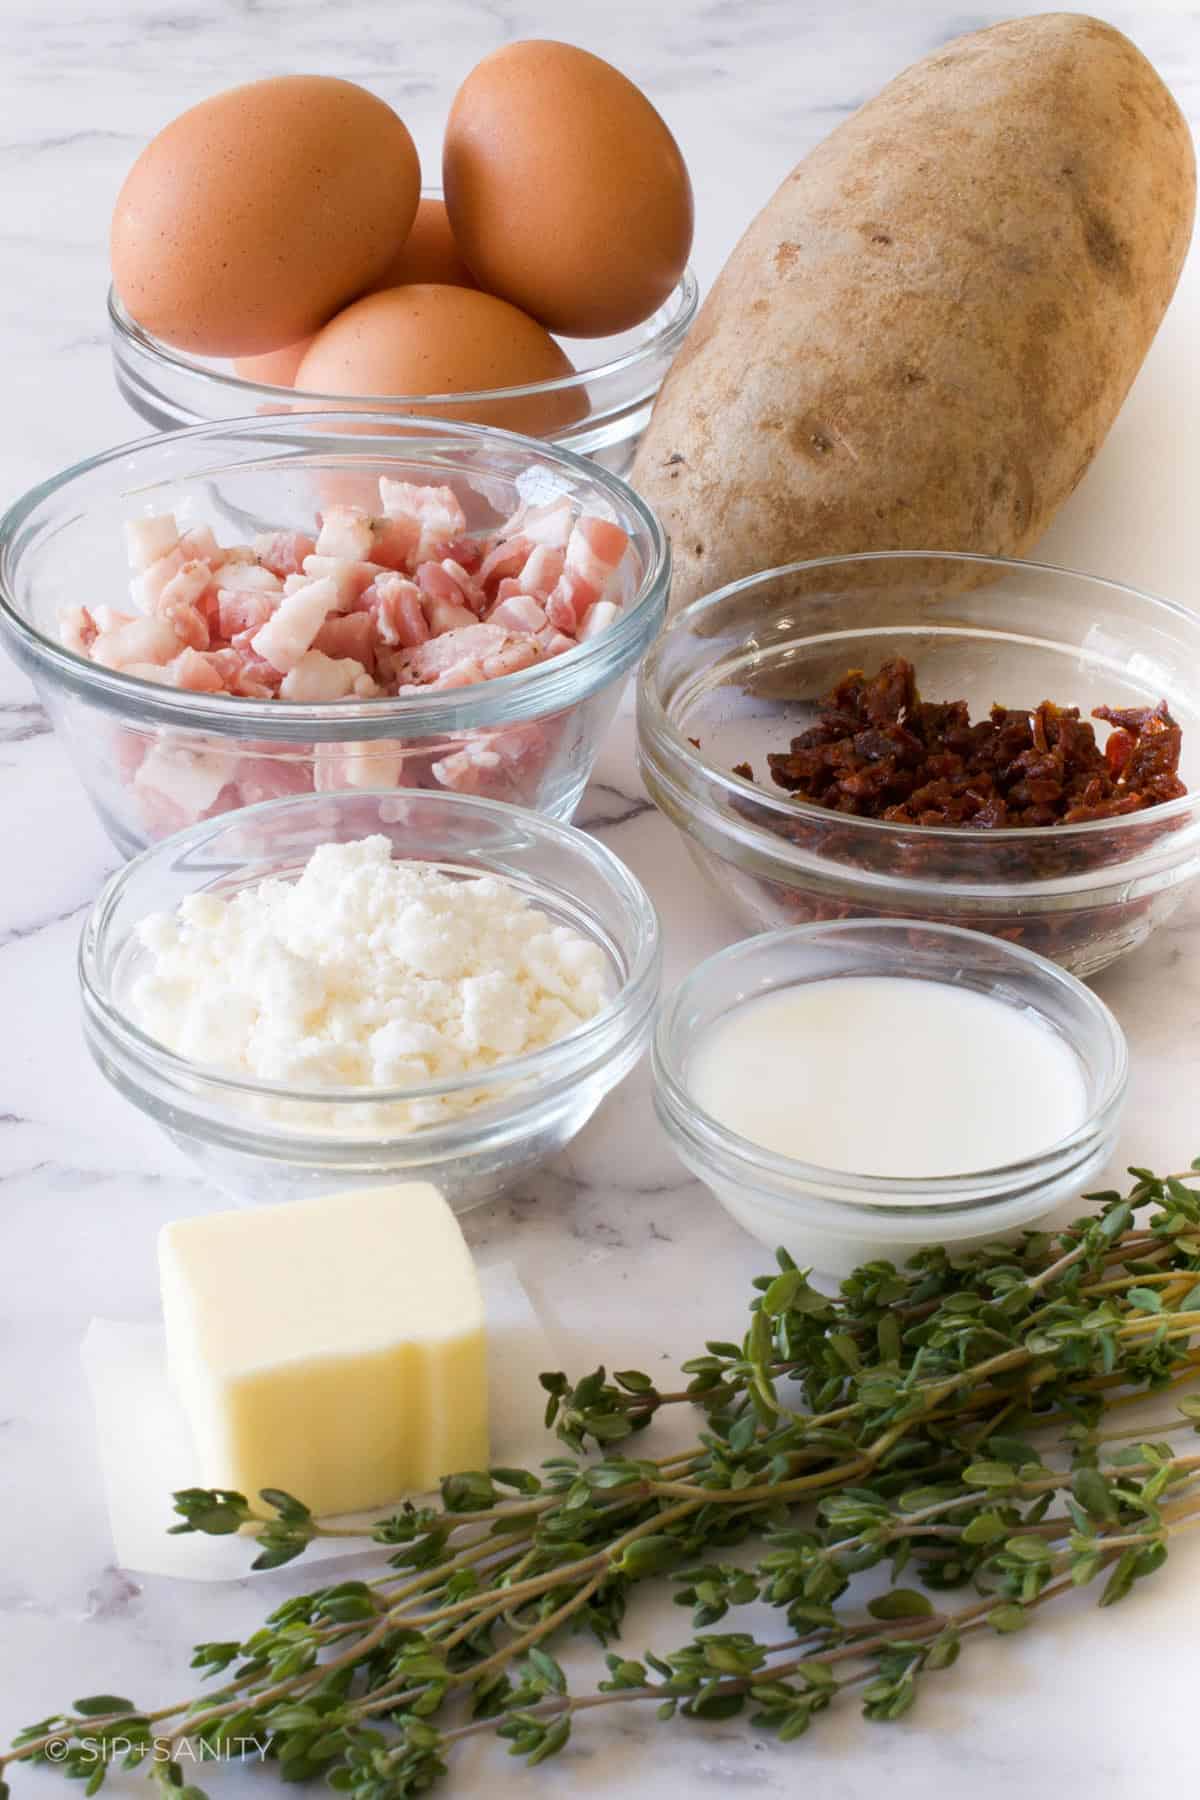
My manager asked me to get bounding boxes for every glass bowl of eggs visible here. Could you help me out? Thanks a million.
[105,50,699,477]
[108,254,699,480]
[0,412,669,858]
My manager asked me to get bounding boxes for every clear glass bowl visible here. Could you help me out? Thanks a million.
[654,919,1128,1276]
[80,789,661,1210]
[108,267,699,479]
[638,553,1200,976]
[0,412,669,858]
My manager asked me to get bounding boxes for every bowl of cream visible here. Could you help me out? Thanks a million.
[653,919,1127,1275]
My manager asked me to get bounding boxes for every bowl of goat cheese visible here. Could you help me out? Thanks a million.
[79,788,661,1208]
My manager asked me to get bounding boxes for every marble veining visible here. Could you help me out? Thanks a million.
[1,4,1198,1795]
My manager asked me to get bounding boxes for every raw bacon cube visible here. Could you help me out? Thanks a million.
[251,576,339,673]
[315,507,376,563]
[369,514,421,571]
[300,555,382,609]
[218,588,278,639]
[92,615,182,670]
[423,596,478,637]
[378,479,467,553]
[137,546,188,609]
[178,524,222,566]
[59,606,98,658]
[578,599,622,641]
[314,738,408,792]
[369,573,428,648]
[124,513,180,572]
[217,563,283,595]
[487,594,548,634]
[312,610,378,669]
[253,530,317,578]
[518,544,565,600]
[163,647,226,692]
[279,650,373,701]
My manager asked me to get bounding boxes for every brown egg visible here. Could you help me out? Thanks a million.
[366,197,478,293]
[112,75,421,356]
[233,338,314,387]
[294,285,586,435]
[444,41,693,337]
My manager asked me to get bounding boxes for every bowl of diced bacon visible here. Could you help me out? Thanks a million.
[0,412,669,856]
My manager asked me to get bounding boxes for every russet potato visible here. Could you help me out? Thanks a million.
[633,16,1195,613]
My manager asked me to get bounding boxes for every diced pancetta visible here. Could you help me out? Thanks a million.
[487,593,548,634]
[218,587,278,639]
[500,497,574,549]
[134,740,231,815]
[178,524,222,566]
[396,622,512,685]
[434,661,486,690]
[153,561,215,651]
[481,638,542,680]
[369,573,428,648]
[300,555,382,609]
[423,596,478,636]
[92,615,182,670]
[155,560,213,613]
[578,599,622,642]
[70,475,632,836]
[235,756,316,805]
[478,535,533,587]
[546,517,630,629]
[137,546,188,609]
[251,576,339,673]
[315,507,376,563]
[124,513,180,572]
[431,744,504,793]
[279,650,374,702]
[163,647,227,692]
[442,535,483,574]
[378,479,467,553]
[209,647,282,698]
[535,626,577,658]
[253,531,317,578]
[217,562,283,595]
[312,610,377,669]
[370,514,421,571]
[313,738,408,792]
[59,606,98,658]
[93,606,135,633]
[416,558,485,617]
[518,544,565,600]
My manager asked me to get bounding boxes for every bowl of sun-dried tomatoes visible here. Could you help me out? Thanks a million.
[637,553,1200,975]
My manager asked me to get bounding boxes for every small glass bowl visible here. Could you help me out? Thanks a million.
[0,411,669,858]
[79,789,661,1211]
[638,553,1200,976]
[653,919,1128,1277]
[108,266,699,479]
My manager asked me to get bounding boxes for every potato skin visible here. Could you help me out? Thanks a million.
[632,15,1195,613]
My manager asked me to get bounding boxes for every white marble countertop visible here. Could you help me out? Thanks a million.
[2,4,1199,1795]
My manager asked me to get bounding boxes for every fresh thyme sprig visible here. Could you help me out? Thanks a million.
[8,1160,1200,1798]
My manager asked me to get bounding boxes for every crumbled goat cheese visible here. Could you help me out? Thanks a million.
[129,837,610,1130]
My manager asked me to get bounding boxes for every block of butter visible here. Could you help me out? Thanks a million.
[159,1183,488,1518]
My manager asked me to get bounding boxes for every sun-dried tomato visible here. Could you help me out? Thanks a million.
[760,658,1185,826]
[726,657,1189,967]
